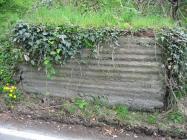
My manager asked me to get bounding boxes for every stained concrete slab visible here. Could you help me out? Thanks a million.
[18,36,165,111]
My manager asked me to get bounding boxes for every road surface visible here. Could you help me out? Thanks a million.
[0,112,168,140]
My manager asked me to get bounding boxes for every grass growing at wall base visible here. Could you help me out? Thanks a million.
[1,93,186,138]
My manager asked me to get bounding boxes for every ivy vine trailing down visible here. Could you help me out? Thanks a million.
[158,28,187,105]
[12,23,121,76]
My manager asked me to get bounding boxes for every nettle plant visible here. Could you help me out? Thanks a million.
[158,28,187,103]
[12,23,121,77]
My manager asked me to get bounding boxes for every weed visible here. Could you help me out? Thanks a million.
[167,111,185,124]
[74,98,88,110]
[147,115,157,124]
[175,91,185,99]
[115,105,129,119]
[91,96,109,107]
[63,101,78,114]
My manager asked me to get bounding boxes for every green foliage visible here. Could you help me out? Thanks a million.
[74,98,88,110]
[25,4,174,29]
[72,0,123,11]
[115,105,129,119]
[0,41,21,86]
[63,100,78,114]
[131,16,173,29]
[147,115,157,124]
[121,7,138,22]
[0,0,36,36]
[167,111,185,124]
[25,6,125,28]
[43,58,56,79]
[4,92,21,105]
[12,23,121,75]
[63,97,109,115]
[158,28,187,103]
[0,0,36,9]
[0,0,5,5]
[0,11,20,39]
[0,0,36,86]
[3,85,22,106]
[90,96,109,107]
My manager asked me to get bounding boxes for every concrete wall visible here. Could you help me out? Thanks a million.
[19,36,165,111]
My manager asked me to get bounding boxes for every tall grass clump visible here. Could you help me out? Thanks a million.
[131,15,174,29]
[0,0,37,38]
[25,3,174,29]
[25,5,129,28]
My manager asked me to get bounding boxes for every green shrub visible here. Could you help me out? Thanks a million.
[158,28,187,103]
[0,0,5,5]
[0,41,20,85]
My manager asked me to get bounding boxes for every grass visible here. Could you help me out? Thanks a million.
[0,0,36,39]
[24,6,125,28]
[24,5,174,29]
[0,0,176,39]
[1,92,185,135]
[62,97,187,132]
[62,97,186,127]
[0,12,20,39]
[130,16,174,29]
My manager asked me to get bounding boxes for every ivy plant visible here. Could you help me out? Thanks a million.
[12,23,121,76]
[158,28,187,104]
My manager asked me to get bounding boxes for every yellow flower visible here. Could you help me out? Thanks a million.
[3,85,17,93]
[9,93,13,97]
[13,95,17,99]
[12,86,17,90]
[3,86,10,92]
[10,89,13,93]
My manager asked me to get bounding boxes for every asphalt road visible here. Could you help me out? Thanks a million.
[0,126,155,140]
[0,113,167,140]
[0,134,27,140]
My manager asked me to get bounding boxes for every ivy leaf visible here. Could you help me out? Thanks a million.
[44,59,50,65]
[31,60,35,65]
[24,54,30,62]
[56,49,61,54]
[50,51,56,55]
[161,36,165,42]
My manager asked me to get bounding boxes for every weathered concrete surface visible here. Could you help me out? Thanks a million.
[19,36,165,111]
